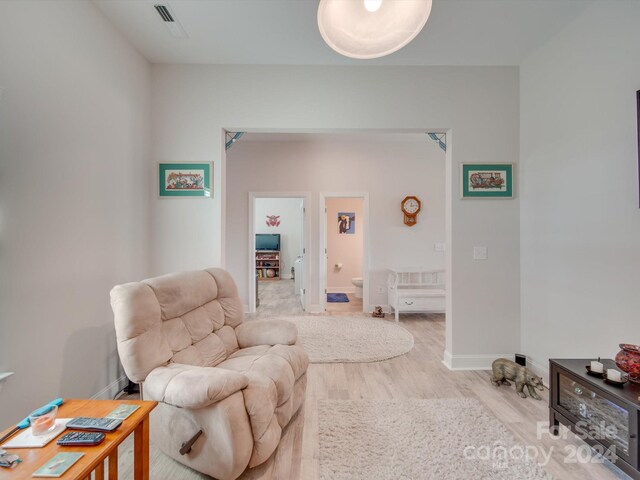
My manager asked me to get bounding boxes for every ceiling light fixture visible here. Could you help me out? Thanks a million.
[317,0,433,59]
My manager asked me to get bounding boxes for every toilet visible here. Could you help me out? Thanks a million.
[351,277,363,299]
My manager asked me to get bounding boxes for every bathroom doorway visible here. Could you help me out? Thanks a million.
[320,193,369,313]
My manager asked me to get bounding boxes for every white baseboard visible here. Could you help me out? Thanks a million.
[526,357,550,386]
[307,304,323,314]
[442,352,515,371]
[368,304,389,313]
[327,286,355,293]
[92,374,129,400]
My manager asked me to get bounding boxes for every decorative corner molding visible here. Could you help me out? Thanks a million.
[225,132,245,150]
[428,132,446,152]
[0,372,14,382]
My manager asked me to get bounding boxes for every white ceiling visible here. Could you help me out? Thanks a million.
[93,0,593,66]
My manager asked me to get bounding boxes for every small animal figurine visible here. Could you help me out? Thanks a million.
[491,358,544,400]
[372,306,385,318]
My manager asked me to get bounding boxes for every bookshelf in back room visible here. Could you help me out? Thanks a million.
[256,233,281,281]
[256,250,280,281]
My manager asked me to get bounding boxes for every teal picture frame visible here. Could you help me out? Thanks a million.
[461,163,513,198]
[159,163,212,198]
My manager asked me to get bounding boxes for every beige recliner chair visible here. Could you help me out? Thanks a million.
[110,268,308,480]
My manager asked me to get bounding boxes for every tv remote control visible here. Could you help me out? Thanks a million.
[57,432,105,446]
[66,417,122,432]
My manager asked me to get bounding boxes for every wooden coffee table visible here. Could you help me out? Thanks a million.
[0,399,157,480]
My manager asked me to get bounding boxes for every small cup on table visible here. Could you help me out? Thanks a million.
[29,405,58,436]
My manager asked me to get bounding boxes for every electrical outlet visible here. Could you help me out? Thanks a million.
[376,286,384,294]
[473,246,488,260]
[434,243,445,252]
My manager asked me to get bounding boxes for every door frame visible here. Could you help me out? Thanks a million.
[319,192,370,313]
[248,191,311,313]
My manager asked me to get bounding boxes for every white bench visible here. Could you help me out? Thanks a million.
[387,268,445,321]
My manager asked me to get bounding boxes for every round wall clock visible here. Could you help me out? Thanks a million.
[401,196,421,227]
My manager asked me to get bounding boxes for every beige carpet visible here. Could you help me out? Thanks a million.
[318,398,552,480]
[278,315,414,363]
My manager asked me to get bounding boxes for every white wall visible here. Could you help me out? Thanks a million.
[151,64,520,367]
[520,1,640,376]
[226,136,446,310]
[326,197,364,291]
[254,197,303,279]
[0,1,151,425]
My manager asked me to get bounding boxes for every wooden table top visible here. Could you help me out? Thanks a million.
[0,399,157,480]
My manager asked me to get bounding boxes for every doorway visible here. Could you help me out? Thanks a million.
[320,193,370,313]
[248,193,309,314]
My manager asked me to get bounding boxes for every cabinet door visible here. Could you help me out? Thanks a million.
[554,370,637,466]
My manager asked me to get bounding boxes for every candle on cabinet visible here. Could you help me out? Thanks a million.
[607,369,622,382]
[590,361,604,373]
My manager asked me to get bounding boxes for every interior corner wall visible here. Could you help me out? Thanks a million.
[151,64,521,367]
[326,198,364,291]
[520,1,640,377]
[0,1,151,425]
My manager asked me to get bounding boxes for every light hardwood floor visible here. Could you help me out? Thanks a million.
[119,281,628,479]
[325,292,363,313]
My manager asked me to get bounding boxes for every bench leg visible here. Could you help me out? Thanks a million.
[395,308,399,322]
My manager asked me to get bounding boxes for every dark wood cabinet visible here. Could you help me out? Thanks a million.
[550,359,640,479]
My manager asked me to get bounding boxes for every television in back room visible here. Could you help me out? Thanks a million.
[256,234,280,251]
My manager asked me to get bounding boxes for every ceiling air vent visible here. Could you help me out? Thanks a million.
[154,5,174,22]
[154,4,187,38]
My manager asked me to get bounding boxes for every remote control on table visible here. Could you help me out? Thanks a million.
[57,431,106,446]
[66,417,123,432]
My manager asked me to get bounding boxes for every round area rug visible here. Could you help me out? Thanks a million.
[278,315,414,363]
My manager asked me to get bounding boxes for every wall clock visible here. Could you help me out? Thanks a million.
[401,196,421,227]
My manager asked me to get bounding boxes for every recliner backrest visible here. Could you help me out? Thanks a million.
[111,268,244,383]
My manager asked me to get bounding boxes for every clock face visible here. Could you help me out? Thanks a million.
[402,197,420,215]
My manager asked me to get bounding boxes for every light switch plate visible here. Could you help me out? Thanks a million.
[434,243,446,252]
[473,246,488,260]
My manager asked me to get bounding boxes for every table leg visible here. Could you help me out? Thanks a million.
[134,415,150,480]
[95,461,105,480]
[108,451,118,480]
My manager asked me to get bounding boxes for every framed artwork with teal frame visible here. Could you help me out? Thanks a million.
[461,163,513,198]
[159,163,212,198]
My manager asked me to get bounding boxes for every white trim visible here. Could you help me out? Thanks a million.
[319,192,370,314]
[368,304,389,313]
[280,274,293,280]
[527,357,550,386]
[326,286,356,294]
[248,192,311,313]
[91,374,129,400]
[442,350,453,370]
[0,372,14,382]
[442,353,515,371]
[307,304,323,314]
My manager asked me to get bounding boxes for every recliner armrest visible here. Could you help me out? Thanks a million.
[144,363,249,409]
[235,320,298,348]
